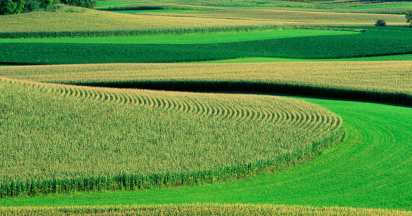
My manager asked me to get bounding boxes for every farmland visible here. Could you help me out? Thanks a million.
[0,0,412,214]
[0,62,411,104]
[1,27,411,65]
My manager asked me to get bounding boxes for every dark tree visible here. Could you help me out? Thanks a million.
[407,9,412,27]
[375,20,386,26]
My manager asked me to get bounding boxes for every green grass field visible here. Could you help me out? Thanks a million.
[95,1,135,8]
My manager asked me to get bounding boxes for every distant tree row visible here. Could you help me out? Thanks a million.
[0,0,95,15]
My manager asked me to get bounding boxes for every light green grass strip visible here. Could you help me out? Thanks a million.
[203,54,412,63]
[338,3,412,10]
[95,1,135,8]
[2,96,411,210]
[108,9,197,13]
[0,29,358,45]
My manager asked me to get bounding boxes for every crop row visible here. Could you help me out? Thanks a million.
[0,78,343,197]
[0,24,284,39]
[1,61,410,106]
[1,203,411,215]
[0,28,410,64]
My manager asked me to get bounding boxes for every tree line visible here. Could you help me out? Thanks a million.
[0,0,95,15]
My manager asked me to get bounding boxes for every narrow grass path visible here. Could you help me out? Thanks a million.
[3,96,412,210]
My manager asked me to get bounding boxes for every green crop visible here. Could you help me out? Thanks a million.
[0,29,355,44]
[0,28,410,65]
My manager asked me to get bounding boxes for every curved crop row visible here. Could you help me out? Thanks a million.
[6,62,407,106]
[0,78,343,197]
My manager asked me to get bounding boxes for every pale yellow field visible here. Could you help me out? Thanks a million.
[2,61,410,95]
[0,4,407,34]
[1,204,411,215]
[0,5,275,33]
[159,7,406,26]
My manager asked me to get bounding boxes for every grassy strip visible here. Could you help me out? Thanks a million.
[95,0,412,9]
[97,4,213,11]
[2,203,412,215]
[0,28,410,64]
[0,24,284,39]
[106,9,198,13]
[95,1,135,8]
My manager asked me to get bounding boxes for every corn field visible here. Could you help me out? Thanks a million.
[0,78,343,197]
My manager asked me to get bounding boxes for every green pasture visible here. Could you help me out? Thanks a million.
[0,29,356,45]
[3,95,411,210]
[107,9,197,13]
[339,2,412,10]
[0,28,410,64]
